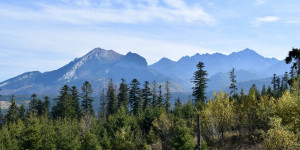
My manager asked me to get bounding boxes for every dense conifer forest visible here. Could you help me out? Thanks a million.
[0,50,299,150]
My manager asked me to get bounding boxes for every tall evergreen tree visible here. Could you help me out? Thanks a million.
[229,68,238,98]
[52,85,75,119]
[18,104,26,121]
[173,98,182,118]
[28,94,38,115]
[0,104,3,124]
[107,79,117,116]
[42,96,50,117]
[192,62,208,104]
[36,99,43,116]
[42,96,50,116]
[5,95,18,123]
[282,72,289,91]
[133,90,143,115]
[81,81,94,116]
[129,79,141,112]
[142,81,152,110]
[164,81,171,113]
[157,85,164,108]
[117,78,129,110]
[261,84,267,96]
[151,81,158,108]
[99,88,107,119]
[267,86,273,96]
[71,86,81,119]
[271,74,277,94]
[285,48,300,75]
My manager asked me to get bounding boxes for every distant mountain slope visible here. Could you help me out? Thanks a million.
[150,48,288,90]
[0,48,187,95]
[0,48,291,97]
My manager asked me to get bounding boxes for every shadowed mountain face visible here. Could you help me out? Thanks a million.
[0,48,291,95]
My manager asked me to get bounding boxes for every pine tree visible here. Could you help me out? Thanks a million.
[71,86,81,119]
[282,72,289,91]
[285,48,300,75]
[28,94,38,115]
[81,81,94,116]
[267,86,273,96]
[99,88,107,119]
[173,98,182,118]
[192,62,208,104]
[107,79,117,116]
[52,85,75,119]
[117,78,129,110]
[129,79,141,112]
[229,68,238,98]
[289,65,297,85]
[261,84,267,96]
[0,104,3,124]
[18,104,26,121]
[151,81,158,108]
[157,85,164,108]
[5,95,18,123]
[133,90,143,115]
[42,96,50,116]
[164,81,171,113]
[36,99,43,116]
[271,74,277,94]
[142,81,152,110]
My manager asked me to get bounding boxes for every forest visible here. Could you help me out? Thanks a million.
[0,50,299,150]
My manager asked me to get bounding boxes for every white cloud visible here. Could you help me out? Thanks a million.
[256,0,268,5]
[0,0,216,25]
[252,16,280,27]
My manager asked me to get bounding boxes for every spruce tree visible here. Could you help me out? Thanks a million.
[164,81,171,113]
[28,94,38,115]
[229,68,238,98]
[173,98,182,117]
[282,72,289,91]
[267,86,273,96]
[192,62,208,104]
[71,86,81,119]
[81,81,94,116]
[0,104,3,124]
[142,81,152,110]
[36,99,43,116]
[99,88,107,119]
[261,84,267,96]
[18,104,26,121]
[157,85,164,108]
[53,85,75,119]
[151,81,158,108]
[271,74,277,94]
[117,78,129,110]
[107,79,117,116]
[129,79,141,112]
[5,95,18,123]
[133,90,143,115]
[285,48,300,75]
[42,96,50,116]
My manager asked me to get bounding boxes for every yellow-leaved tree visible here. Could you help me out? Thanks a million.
[263,117,298,150]
[202,91,235,143]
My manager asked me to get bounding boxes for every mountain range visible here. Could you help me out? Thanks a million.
[0,48,291,97]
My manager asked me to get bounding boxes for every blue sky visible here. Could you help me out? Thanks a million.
[0,0,299,81]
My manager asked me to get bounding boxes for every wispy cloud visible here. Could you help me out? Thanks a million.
[252,16,279,27]
[0,0,216,25]
[256,0,268,5]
